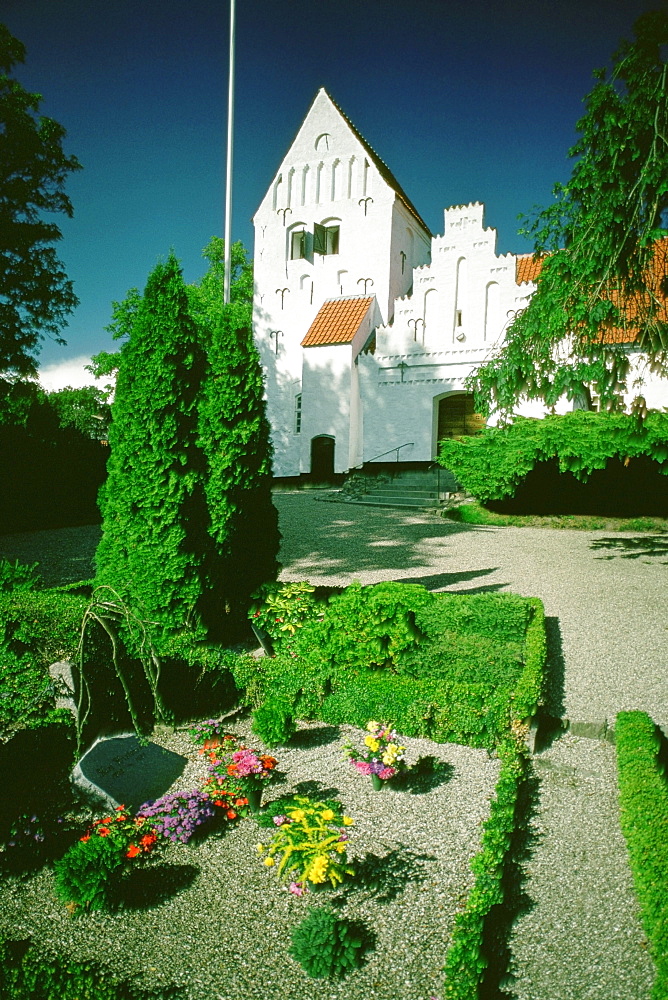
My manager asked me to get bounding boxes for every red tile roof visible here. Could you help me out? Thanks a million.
[515,254,544,285]
[301,296,374,347]
[514,240,668,345]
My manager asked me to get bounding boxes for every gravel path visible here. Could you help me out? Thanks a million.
[1,495,665,997]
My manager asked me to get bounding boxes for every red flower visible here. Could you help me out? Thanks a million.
[126,844,141,858]
[213,799,224,807]
[97,827,110,837]
[116,805,126,811]
[140,833,157,848]
[226,809,237,820]
[79,833,91,843]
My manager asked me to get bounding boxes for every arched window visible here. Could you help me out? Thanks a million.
[484,282,500,341]
[454,257,467,339]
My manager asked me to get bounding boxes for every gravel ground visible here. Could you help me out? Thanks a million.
[510,734,655,1000]
[0,715,499,1000]
[1,495,665,996]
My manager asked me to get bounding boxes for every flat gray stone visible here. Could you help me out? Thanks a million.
[72,733,187,812]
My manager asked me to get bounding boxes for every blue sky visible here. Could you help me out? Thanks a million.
[3,0,659,386]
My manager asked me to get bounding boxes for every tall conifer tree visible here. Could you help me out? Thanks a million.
[95,253,212,638]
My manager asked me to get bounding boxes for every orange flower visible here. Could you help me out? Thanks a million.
[214,799,223,807]
[126,844,141,858]
[116,805,126,811]
[226,809,237,820]
[97,827,110,837]
[140,833,157,848]
[79,833,90,843]
[226,764,237,776]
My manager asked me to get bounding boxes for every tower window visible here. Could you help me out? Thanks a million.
[290,230,306,260]
[314,223,339,255]
[294,393,302,434]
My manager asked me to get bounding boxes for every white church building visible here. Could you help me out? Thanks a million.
[252,89,666,479]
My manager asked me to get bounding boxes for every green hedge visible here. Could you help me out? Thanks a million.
[615,710,668,999]
[0,590,87,737]
[443,738,530,998]
[0,937,181,999]
[438,411,668,502]
[239,585,546,750]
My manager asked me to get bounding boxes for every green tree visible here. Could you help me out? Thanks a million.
[0,24,81,383]
[469,10,668,420]
[96,243,279,644]
[190,239,280,627]
[95,253,213,638]
[47,385,111,439]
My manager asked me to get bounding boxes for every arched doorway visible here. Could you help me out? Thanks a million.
[437,393,485,440]
[310,435,335,480]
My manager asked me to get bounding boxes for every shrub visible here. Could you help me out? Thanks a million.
[439,410,668,503]
[615,710,668,1000]
[251,697,296,746]
[0,935,180,999]
[314,581,435,672]
[443,737,530,998]
[0,589,87,737]
[249,580,320,650]
[53,835,125,911]
[238,585,547,749]
[0,558,40,593]
[289,906,370,978]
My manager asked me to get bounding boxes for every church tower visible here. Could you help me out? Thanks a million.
[252,88,431,477]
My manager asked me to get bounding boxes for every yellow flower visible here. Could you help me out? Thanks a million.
[335,843,346,853]
[289,808,306,823]
[382,752,395,765]
[366,721,380,732]
[263,856,275,867]
[256,844,265,853]
[342,816,354,826]
[364,737,380,752]
[321,809,335,822]
[308,855,329,883]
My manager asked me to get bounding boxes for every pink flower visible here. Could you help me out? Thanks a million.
[379,767,396,779]
[353,761,372,775]
[288,881,306,896]
[273,815,289,826]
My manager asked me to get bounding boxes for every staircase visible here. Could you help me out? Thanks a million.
[337,465,460,510]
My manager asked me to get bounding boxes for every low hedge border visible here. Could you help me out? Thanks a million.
[615,710,668,999]
[443,737,531,998]
[0,936,182,1000]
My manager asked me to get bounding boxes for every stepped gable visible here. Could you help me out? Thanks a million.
[301,295,375,347]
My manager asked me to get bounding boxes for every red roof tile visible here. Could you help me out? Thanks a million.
[514,240,668,345]
[301,296,374,347]
[515,254,544,285]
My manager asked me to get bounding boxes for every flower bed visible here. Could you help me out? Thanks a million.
[0,717,500,1000]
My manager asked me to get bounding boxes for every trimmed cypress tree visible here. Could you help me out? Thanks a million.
[95,253,213,638]
[193,240,280,633]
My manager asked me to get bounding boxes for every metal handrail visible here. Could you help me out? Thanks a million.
[364,442,415,465]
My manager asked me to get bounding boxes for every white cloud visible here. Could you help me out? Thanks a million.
[38,355,107,392]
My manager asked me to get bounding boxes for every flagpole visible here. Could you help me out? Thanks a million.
[223,0,235,305]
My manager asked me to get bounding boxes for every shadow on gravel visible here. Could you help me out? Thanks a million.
[289,725,341,749]
[590,534,668,561]
[392,567,503,592]
[534,616,567,752]
[291,779,341,800]
[390,756,454,794]
[352,846,437,903]
[109,862,199,910]
[479,764,541,1000]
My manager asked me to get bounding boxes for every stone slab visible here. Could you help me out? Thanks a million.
[71,733,187,812]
